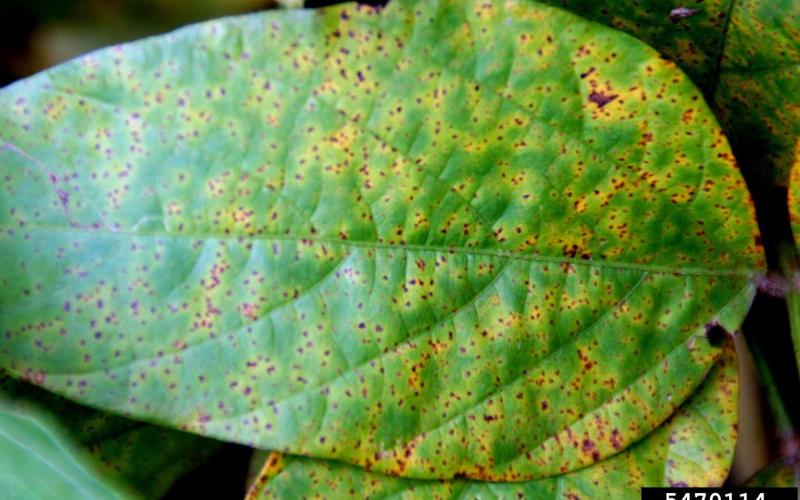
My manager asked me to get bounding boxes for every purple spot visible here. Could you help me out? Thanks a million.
[57,189,69,206]
[588,91,618,108]
[669,7,698,23]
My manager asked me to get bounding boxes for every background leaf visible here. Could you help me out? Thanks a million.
[788,148,800,240]
[0,0,760,480]
[247,340,739,497]
[744,457,800,487]
[713,0,800,187]
[0,391,134,499]
[0,374,223,498]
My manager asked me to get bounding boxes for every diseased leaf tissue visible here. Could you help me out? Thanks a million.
[0,0,777,496]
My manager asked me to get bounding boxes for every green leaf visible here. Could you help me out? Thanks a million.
[712,0,800,185]
[247,341,740,497]
[744,457,799,487]
[0,0,761,480]
[0,392,134,499]
[538,0,800,184]
[0,374,223,498]
[790,151,800,238]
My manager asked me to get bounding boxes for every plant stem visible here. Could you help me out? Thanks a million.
[745,331,800,484]
[778,240,800,375]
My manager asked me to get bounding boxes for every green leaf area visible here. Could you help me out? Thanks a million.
[744,456,799,488]
[539,0,800,184]
[0,0,760,482]
[0,374,222,499]
[248,341,739,498]
[0,385,132,499]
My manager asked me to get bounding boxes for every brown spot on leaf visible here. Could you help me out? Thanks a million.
[588,91,618,108]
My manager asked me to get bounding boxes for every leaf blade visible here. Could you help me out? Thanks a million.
[0,397,134,500]
[0,0,760,480]
[247,340,740,497]
[0,374,223,498]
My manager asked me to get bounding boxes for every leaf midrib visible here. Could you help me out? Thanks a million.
[4,223,758,278]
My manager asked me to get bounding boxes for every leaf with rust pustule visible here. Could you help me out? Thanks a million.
[539,0,800,185]
[745,457,800,487]
[0,0,761,482]
[247,341,740,497]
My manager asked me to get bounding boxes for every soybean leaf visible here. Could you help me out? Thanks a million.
[539,0,800,185]
[246,341,740,497]
[0,374,223,499]
[712,0,800,185]
[0,0,761,480]
[790,153,800,239]
[744,457,799,487]
[0,392,133,499]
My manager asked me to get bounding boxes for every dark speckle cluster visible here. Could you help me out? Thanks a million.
[247,341,740,496]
